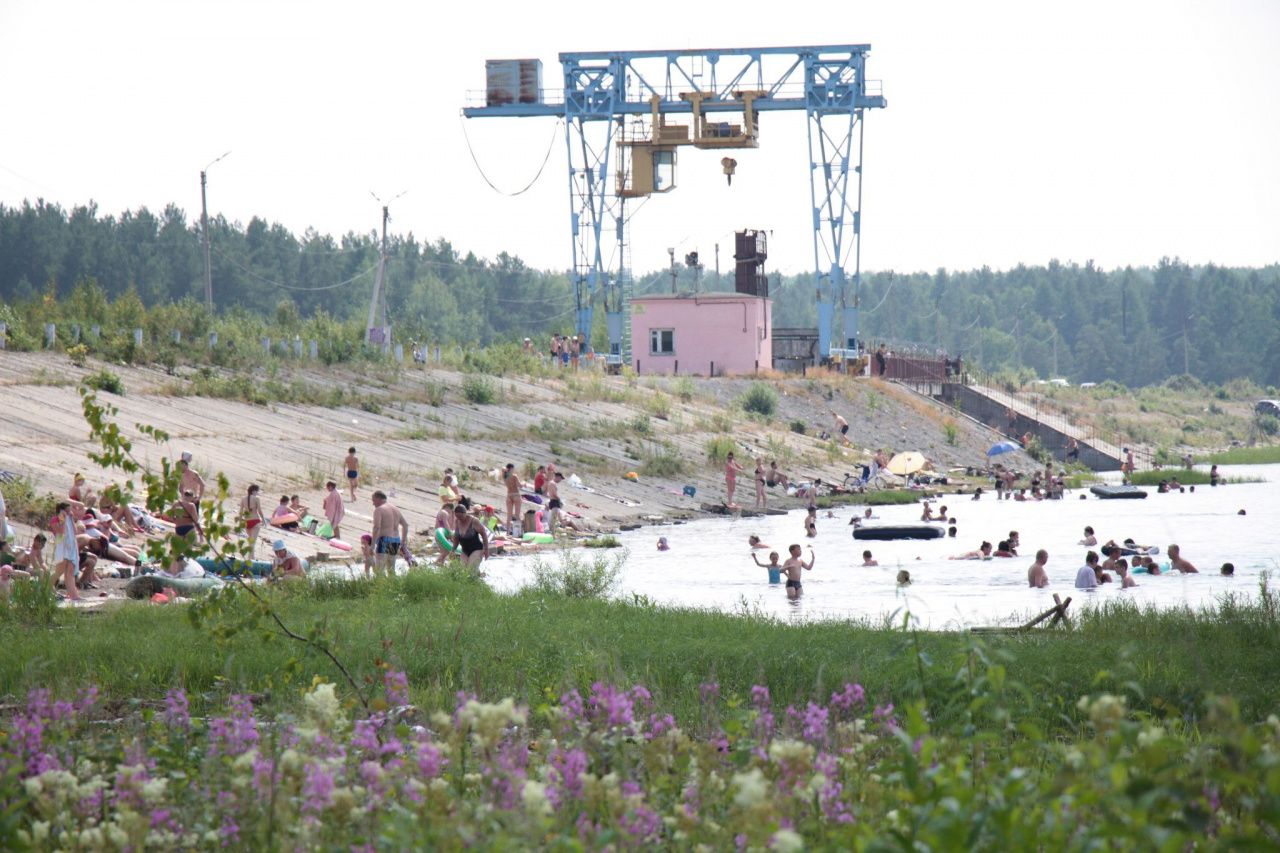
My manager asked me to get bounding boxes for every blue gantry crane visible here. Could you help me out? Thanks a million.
[463,45,886,366]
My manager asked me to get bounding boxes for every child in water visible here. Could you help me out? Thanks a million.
[752,551,783,584]
[657,536,670,551]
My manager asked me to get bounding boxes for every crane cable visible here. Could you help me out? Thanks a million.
[460,116,562,197]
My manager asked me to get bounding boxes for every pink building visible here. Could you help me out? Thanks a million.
[631,292,772,376]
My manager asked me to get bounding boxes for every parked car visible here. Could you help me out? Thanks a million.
[1256,400,1280,418]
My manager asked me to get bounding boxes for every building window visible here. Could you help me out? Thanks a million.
[650,328,675,356]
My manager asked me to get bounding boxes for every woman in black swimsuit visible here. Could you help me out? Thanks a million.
[450,505,490,570]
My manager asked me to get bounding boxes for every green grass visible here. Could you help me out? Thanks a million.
[1194,445,1280,465]
[5,570,1279,729]
[816,488,922,508]
[1128,469,1261,486]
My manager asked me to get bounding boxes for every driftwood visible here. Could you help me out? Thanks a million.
[971,593,1071,634]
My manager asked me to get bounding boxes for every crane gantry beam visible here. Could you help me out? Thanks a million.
[463,45,886,365]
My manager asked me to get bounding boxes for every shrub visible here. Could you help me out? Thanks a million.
[581,535,622,548]
[66,343,88,367]
[671,376,695,402]
[739,382,778,417]
[81,368,125,396]
[705,435,737,464]
[789,419,807,435]
[943,419,959,447]
[643,447,687,478]
[0,474,57,529]
[1257,414,1279,437]
[423,380,447,407]
[630,413,653,436]
[461,375,497,405]
[866,390,881,411]
[527,547,625,598]
[0,574,58,626]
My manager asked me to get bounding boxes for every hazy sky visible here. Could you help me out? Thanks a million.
[2,0,1277,276]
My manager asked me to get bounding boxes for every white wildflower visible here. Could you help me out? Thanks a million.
[521,779,552,817]
[770,828,805,852]
[732,768,769,809]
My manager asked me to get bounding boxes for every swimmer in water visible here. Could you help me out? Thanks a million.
[781,544,815,600]
[657,536,670,551]
[861,550,878,567]
[752,550,782,584]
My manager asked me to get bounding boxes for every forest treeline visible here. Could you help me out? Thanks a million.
[2,199,1278,388]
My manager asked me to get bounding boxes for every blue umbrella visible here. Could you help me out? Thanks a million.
[987,440,1020,456]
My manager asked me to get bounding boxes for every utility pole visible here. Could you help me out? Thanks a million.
[366,190,408,350]
[715,243,720,287]
[200,151,231,312]
[668,247,677,294]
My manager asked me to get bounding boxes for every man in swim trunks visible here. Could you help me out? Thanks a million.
[1167,544,1198,574]
[344,447,360,502]
[766,461,789,490]
[781,543,815,600]
[1079,526,1096,546]
[370,490,408,577]
[545,472,565,535]
[861,550,878,567]
[503,463,522,533]
[832,411,850,445]
[1028,549,1049,588]
[450,504,490,570]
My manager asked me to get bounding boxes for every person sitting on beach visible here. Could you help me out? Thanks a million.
[781,544,815,600]
[1079,526,1097,546]
[951,541,992,560]
[1027,549,1050,587]
[270,539,306,580]
[271,496,300,531]
[439,472,462,507]
[752,551,782,584]
[13,533,48,577]
[992,540,1015,558]
[748,534,770,550]
[1167,544,1198,573]
[766,461,790,490]
[289,495,310,519]
[1220,562,1234,576]
[97,495,143,537]
[861,550,878,567]
[1075,551,1101,589]
[69,473,98,507]
[479,505,500,533]
[1116,558,1136,588]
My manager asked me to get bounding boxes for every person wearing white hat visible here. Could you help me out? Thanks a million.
[271,539,306,579]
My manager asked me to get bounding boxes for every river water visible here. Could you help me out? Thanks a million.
[485,464,1279,628]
